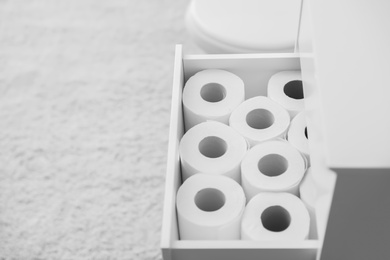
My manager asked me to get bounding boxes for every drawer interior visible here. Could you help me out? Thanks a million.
[161,45,320,260]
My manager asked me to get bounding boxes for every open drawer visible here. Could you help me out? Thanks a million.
[160,45,321,260]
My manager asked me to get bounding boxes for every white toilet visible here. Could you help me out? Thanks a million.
[186,0,302,53]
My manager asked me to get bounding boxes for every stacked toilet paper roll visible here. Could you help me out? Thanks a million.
[177,69,315,242]
[180,121,248,182]
[241,192,310,241]
[268,70,305,118]
[176,174,246,240]
[299,167,337,215]
[287,111,310,166]
[315,194,334,240]
[182,69,245,131]
[299,167,337,239]
[229,96,290,147]
[241,140,306,200]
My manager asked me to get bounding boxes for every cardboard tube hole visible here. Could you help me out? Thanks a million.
[246,109,275,129]
[199,136,227,158]
[261,206,291,232]
[201,83,226,102]
[284,80,304,99]
[195,188,226,212]
[258,154,288,177]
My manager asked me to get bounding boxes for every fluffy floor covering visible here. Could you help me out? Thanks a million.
[0,0,199,258]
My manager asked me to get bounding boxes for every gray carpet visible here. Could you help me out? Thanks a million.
[0,0,199,259]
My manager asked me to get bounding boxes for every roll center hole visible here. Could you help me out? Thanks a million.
[246,109,275,129]
[261,206,291,232]
[199,136,227,158]
[304,127,308,139]
[200,83,226,102]
[284,80,304,99]
[195,188,226,212]
[258,154,288,177]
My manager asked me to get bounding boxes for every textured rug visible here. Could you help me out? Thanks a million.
[0,0,199,259]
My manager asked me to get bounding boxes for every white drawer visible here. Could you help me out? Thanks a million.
[161,45,319,260]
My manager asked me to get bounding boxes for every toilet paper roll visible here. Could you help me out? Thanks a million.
[183,69,245,131]
[298,168,317,239]
[267,70,305,118]
[176,174,246,240]
[315,194,333,240]
[241,140,306,200]
[287,111,310,166]
[180,121,248,182]
[299,167,336,239]
[229,96,290,147]
[241,192,310,241]
[299,167,337,213]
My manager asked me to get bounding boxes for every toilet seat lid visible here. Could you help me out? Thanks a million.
[188,0,301,52]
